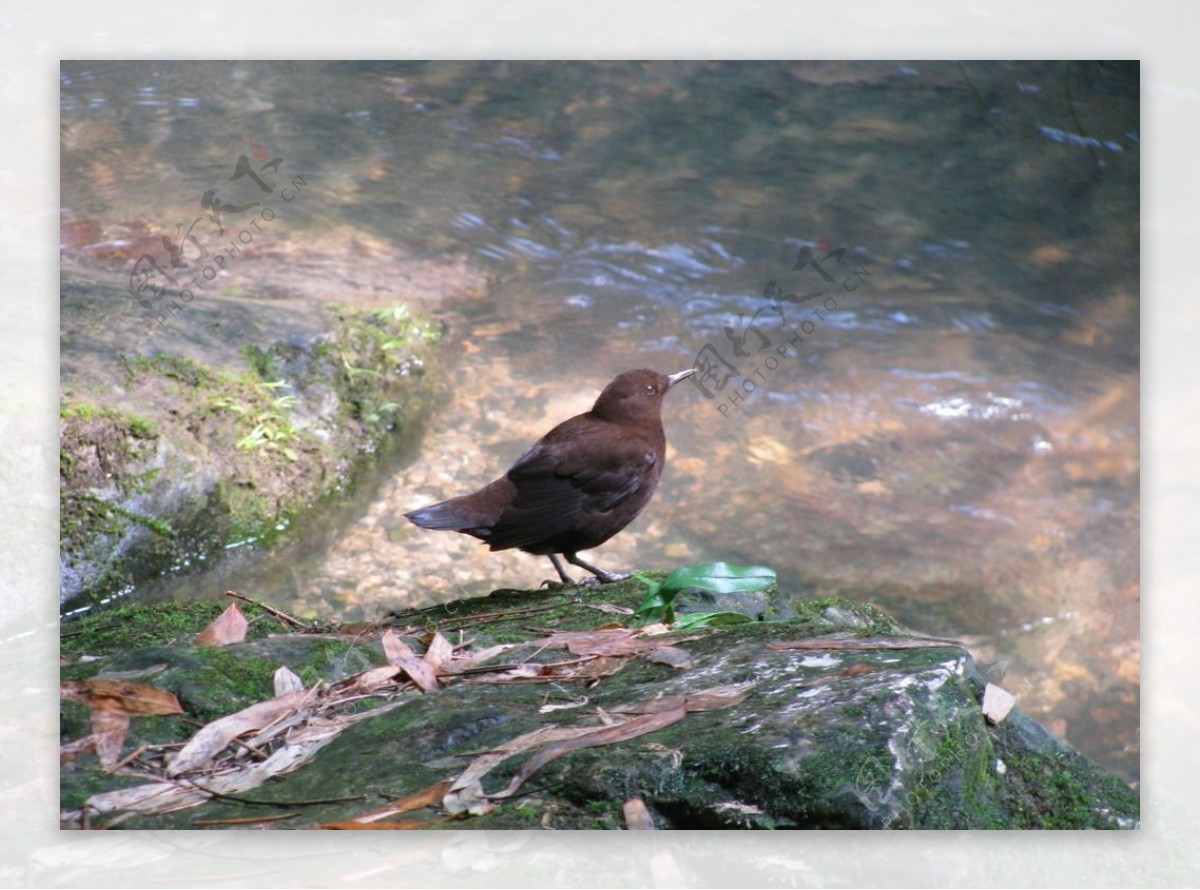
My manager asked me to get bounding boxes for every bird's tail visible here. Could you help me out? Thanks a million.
[404,478,512,536]
[404,498,481,531]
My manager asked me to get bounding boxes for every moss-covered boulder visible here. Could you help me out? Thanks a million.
[60,283,445,610]
[59,582,1137,830]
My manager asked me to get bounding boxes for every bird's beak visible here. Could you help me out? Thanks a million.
[667,368,696,388]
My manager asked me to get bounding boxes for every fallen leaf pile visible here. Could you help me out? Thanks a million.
[62,602,738,828]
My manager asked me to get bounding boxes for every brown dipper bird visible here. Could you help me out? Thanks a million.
[405,368,695,585]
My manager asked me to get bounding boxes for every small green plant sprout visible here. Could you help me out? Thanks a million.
[634,562,776,629]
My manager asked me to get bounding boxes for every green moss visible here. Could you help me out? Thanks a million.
[63,493,174,538]
[127,416,156,439]
[66,603,209,657]
[60,403,158,441]
[986,719,1138,829]
[176,647,279,713]
[60,403,98,421]
[121,353,217,388]
[782,596,903,635]
[240,344,281,381]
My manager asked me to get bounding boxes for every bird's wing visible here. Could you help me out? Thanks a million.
[484,419,657,550]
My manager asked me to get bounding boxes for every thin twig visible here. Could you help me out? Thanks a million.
[104,744,149,775]
[179,777,368,808]
[193,812,303,826]
[418,600,577,632]
[384,594,571,633]
[224,589,310,630]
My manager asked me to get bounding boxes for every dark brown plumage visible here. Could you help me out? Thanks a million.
[405,368,694,585]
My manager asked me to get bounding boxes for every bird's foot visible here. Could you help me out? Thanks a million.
[564,554,630,584]
[595,570,632,583]
[547,555,631,587]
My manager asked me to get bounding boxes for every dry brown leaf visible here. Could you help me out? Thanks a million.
[611,695,688,715]
[167,690,308,776]
[567,636,650,657]
[638,623,673,636]
[490,706,688,800]
[623,797,656,829]
[540,628,633,650]
[645,646,692,669]
[982,683,1017,724]
[442,643,514,674]
[395,656,439,693]
[538,697,589,714]
[81,780,212,815]
[274,666,305,696]
[684,683,756,712]
[381,629,417,664]
[195,603,249,647]
[442,684,754,815]
[444,725,592,815]
[92,710,130,770]
[60,678,183,717]
[341,780,452,824]
[338,664,402,696]
[76,700,409,819]
[423,632,454,673]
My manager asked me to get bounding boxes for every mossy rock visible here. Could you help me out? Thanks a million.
[59,585,1137,830]
[59,300,445,611]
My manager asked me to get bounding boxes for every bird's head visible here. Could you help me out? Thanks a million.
[590,368,695,426]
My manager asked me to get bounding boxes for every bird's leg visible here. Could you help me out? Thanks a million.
[546,553,577,587]
[565,553,630,584]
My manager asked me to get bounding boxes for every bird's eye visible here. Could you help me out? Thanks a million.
[643,384,657,395]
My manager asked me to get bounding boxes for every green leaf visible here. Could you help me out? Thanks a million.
[634,563,775,627]
[658,562,776,597]
[632,571,661,591]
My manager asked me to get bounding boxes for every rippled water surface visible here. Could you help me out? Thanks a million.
[60,61,1139,782]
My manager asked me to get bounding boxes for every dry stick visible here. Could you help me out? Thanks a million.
[194,813,302,827]
[387,595,576,625]
[104,744,149,775]
[452,653,611,679]
[224,589,310,630]
[419,600,579,632]
[179,777,368,808]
